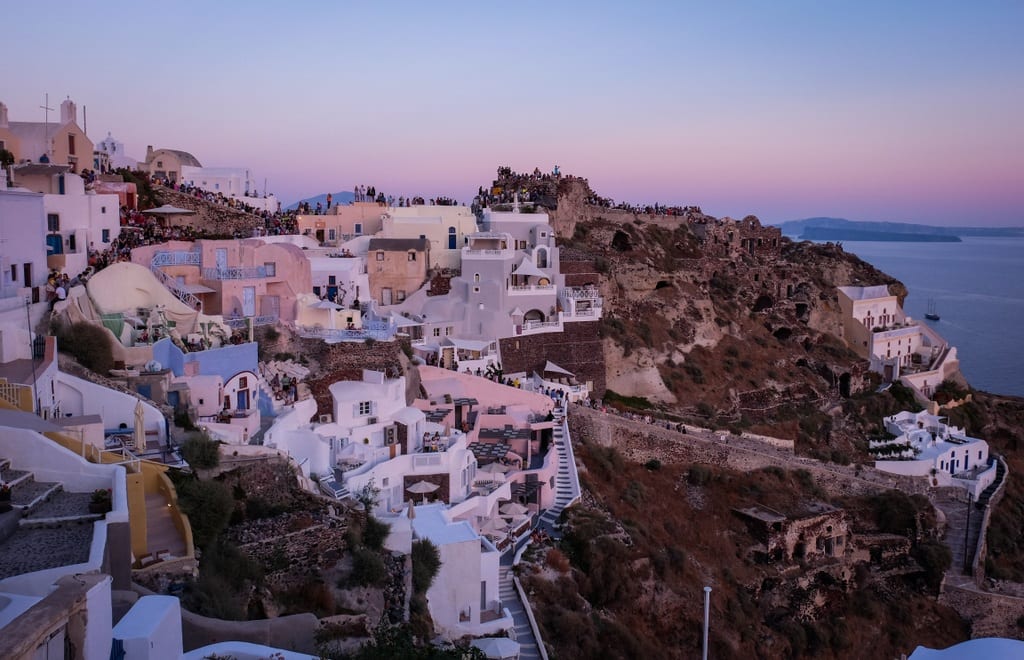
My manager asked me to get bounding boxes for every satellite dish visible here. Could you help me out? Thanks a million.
[144,360,162,372]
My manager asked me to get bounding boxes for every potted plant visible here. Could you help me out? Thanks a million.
[89,488,112,514]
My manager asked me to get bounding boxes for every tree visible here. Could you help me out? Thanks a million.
[58,322,115,374]
[411,539,441,595]
[177,478,233,548]
[181,433,221,469]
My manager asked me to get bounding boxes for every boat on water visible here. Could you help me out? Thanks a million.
[925,299,940,321]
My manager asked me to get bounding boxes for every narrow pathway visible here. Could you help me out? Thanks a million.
[145,492,187,557]
[499,552,541,660]
[538,406,579,536]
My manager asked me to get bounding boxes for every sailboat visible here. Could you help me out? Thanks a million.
[925,299,940,321]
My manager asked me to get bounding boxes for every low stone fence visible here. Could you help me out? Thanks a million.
[939,581,1024,640]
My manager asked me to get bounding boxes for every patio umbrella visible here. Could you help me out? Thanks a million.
[480,462,510,474]
[470,636,520,659]
[482,516,509,532]
[132,399,145,451]
[142,204,195,216]
[499,501,529,516]
[406,480,440,503]
[308,298,342,329]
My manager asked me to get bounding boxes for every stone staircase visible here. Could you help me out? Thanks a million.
[498,557,542,660]
[538,406,580,535]
[0,457,98,580]
[975,457,1006,511]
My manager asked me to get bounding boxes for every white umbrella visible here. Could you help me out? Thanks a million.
[482,516,509,532]
[471,637,520,659]
[480,462,510,474]
[407,480,440,503]
[499,501,529,516]
[142,204,195,216]
[308,298,342,329]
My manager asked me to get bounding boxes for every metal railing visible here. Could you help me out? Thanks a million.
[561,286,601,300]
[202,266,268,280]
[150,267,201,310]
[224,314,278,329]
[151,249,201,267]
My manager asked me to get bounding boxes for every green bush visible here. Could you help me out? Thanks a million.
[411,539,441,594]
[349,547,388,587]
[913,539,952,590]
[181,433,221,469]
[361,515,391,552]
[58,322,114,374]
[177,478,234,548]
[644,458,662,471]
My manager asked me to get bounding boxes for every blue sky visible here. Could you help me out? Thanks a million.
[3,1,1022,224]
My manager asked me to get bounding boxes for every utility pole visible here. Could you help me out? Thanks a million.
[963,492,973,574]
[39,94,54,160]
[702,585,712,660]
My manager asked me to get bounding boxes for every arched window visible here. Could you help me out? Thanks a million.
[536,247,548,268]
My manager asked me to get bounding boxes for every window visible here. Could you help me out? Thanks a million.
[358,401,372,416]
[68,234,76,252]
[408,252,416,261]
[376,251,384,261]
[473,286,480,293]
[433,327,441,337]
[264,262,276,277]
[68,134,75,155]
[10,265,16,282]
[102,229,110,243]
[156,160,163,168]
[47,213,60,231]
[239,377,248,388]
[328,275,336,285]
[313,286,321,296]
[397,290,406,302]
[445,326,452,336]
[328,229,336,240]
[101,206,106,214]
[474,273,480,282]
[354,223,363,235]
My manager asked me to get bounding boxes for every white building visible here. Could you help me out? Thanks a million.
[872,409,995,497]
[410,503,511,639]
[837,284,959,399]
[0,188,49,335]
[180,165,279,213]
[94,132,139,170]
[379,204,479,271]
[40,172,121,276]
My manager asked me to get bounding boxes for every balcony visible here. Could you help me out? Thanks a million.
[561,286,602,301]
[225,314,278,329]
[202,266,269,280]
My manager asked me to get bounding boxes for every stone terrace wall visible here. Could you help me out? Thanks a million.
[939,583,1024,640]
[569,405,929,498]
[500,321,606,397]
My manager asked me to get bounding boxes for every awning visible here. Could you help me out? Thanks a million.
[511,255,546,278]
[179,283,215,294]
[445,337,491,352]
[543,360,574,376]
[391,313,422,328]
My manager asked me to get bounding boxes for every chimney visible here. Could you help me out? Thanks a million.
[0,102,8,128]
[60,98,77,125]
[146,145,154,163]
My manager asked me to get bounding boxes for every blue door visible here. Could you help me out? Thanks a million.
[46,234,63,255]
[237,389,249,411]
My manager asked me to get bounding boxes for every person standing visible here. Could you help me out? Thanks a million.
[326,192,333,209]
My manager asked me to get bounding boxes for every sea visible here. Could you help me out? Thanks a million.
[809,236,1024,398]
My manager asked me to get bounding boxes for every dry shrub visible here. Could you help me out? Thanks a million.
[547,547,571,573]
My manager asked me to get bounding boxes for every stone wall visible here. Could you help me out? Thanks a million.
[499,321,606,397]
[939,583,1024,640]
[568,405,930,498]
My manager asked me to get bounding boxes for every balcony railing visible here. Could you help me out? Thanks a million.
[203,266,268,280]
[561,286,601,300]
[151,249,201,267]
[225,314,278,329]
[509,284,555,294]
[297,321,395,342]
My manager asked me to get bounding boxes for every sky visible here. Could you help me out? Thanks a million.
[3,1,1023,225]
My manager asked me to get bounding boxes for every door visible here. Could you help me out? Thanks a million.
[242,287,256,316]
[46,234,63,255]
[215,248,228,274]
[23,262,33,286]
[381,287,392,305]
[237,389,249,411]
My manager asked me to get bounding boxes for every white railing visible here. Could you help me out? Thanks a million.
[203,266,268,280]
[561,286,601,300]
[297,321,395,342]
[224,314,278,329]
[524,319,560,331]
[509,284,556,294]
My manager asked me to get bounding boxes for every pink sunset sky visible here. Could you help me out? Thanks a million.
[3,1,1022,225]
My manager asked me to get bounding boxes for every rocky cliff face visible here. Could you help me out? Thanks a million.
[546,177,904,450]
